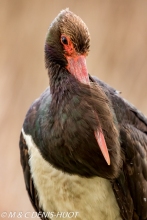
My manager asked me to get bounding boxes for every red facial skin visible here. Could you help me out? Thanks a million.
[61,35,90,85]
[61,34,110,165]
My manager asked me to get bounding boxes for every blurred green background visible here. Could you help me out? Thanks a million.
[0,1,147,219]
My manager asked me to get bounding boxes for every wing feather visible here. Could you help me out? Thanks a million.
[120,124,147,219]
[91,75,147,219]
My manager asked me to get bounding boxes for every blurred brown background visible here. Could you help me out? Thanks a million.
[0,1,147,219]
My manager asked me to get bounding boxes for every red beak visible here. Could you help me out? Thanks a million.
[66,54,110,165]
[66,55,90,85]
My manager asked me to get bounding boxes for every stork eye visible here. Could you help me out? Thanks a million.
[61,36,68,45]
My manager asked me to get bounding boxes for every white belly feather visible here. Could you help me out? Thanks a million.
[22,129,122,220]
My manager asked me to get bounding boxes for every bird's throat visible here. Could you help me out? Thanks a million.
[66,55,90,85]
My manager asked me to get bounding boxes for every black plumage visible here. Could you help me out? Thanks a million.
[19,9,147,220]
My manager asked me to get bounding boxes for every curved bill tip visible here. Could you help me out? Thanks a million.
[95,130,111,166]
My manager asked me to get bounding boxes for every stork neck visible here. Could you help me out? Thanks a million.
[48,66,74,104]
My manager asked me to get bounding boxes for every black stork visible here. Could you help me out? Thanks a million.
[19,9,147,220]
